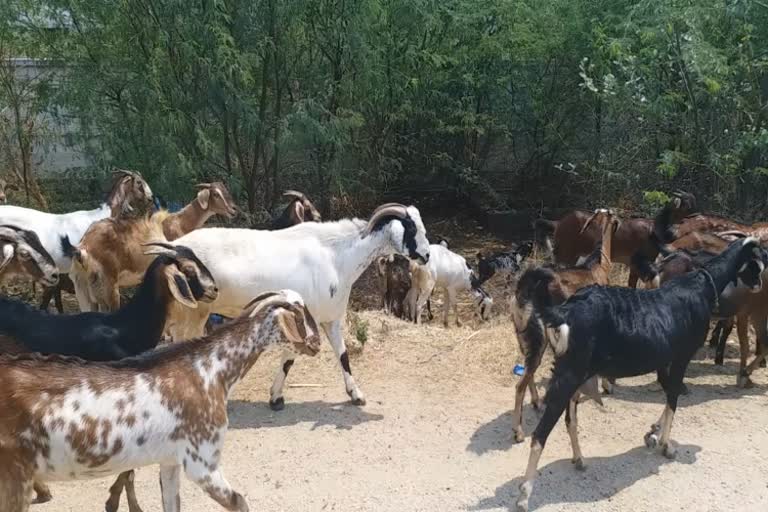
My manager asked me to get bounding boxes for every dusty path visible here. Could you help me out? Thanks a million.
[37,311,768,512]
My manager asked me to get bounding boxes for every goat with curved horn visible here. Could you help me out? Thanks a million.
[168,202,431,410]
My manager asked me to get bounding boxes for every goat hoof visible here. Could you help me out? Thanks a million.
[350,397,367,406]
[33,493,53,505]
[572,458,586,471]
[662,443,677,460]
[644,432,659,449]
[760,359,767,368]
[513,429,525,444]
[714,357,724,366]
[269,397,285,411]
[738,376,754,389]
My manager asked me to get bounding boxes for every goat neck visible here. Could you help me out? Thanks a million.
[597,217,615,277]
[112,256,177,353]
[160,306,301,395]
[333,220,404,286]
[703,238,761,296]
[163,199,214,240]
[652,200,681,245]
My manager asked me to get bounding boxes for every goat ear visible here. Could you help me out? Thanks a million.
[276,308,305,344]
[197,188,211,210]
[164,266,197,309]
[293,201,305,222]
[0,243,15,273]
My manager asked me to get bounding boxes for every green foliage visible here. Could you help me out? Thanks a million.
[0,0,766,215]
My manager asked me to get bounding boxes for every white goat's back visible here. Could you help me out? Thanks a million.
[427,244,473,290]
[0,204,110,271]
[174,226,356,322]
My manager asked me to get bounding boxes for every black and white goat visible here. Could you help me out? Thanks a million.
[514,237,767,512]
[476,242,532,286]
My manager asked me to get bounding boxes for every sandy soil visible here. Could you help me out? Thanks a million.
[34,306,768,512]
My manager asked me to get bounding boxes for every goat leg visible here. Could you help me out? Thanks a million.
[31,481,52,503]
[269,351,295,411]
[124,470,144,512]
[737,315,753,388]
[516,371,581,512]
[512,369,535,443]
[714,318,734,366]
[323,320,366,405]
[0,472,33,512]
[105,471,143,512]
[565,397,585,470]
[159,465,181,512]
[186,467,248,512]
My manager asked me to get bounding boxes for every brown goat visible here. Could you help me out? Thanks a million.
[376,254,412,319]
[70,182,236,312]
[510,209,620,443]
[0,178,18,204]
[651,231,768,385]
[536,192,695,287]
[0,225,59,287]
[36,169,155,313]
[161,183,237,239]
[0,290,320,512]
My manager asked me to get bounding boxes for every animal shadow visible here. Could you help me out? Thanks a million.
[467,406,541,455]
[472,444,701,511]
[228,400,384,431]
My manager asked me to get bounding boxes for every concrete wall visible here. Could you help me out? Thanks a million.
[5,58,92,174]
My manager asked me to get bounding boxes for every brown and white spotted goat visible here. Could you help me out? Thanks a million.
[0,290,321,512]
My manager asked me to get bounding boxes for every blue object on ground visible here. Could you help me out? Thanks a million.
[209,314,225,325]
[513,364,525,376]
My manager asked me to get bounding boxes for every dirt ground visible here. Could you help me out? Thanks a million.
[12,219,768,511]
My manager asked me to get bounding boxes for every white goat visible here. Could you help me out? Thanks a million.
[0,170,152,273]
[406,244,493,327]
[168,203,430,409]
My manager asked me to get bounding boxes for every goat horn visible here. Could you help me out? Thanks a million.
[365,203,408,234]
[579,211,599,234]
[141,242,178,257]
[717,230,748,239]
[0,225,23,242]
[195,183,212,189]
[283,190,307,201]
[242,292,293,318]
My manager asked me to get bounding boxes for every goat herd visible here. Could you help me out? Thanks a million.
[0,174,767,512]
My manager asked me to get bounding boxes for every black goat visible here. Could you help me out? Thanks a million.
[476,241,532,285]
[0,242,217,509]
[0,243,217,361]
[270,190,321,230]
[514,237,766,512]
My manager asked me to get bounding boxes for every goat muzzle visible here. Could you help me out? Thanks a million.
[295,332,322,356]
